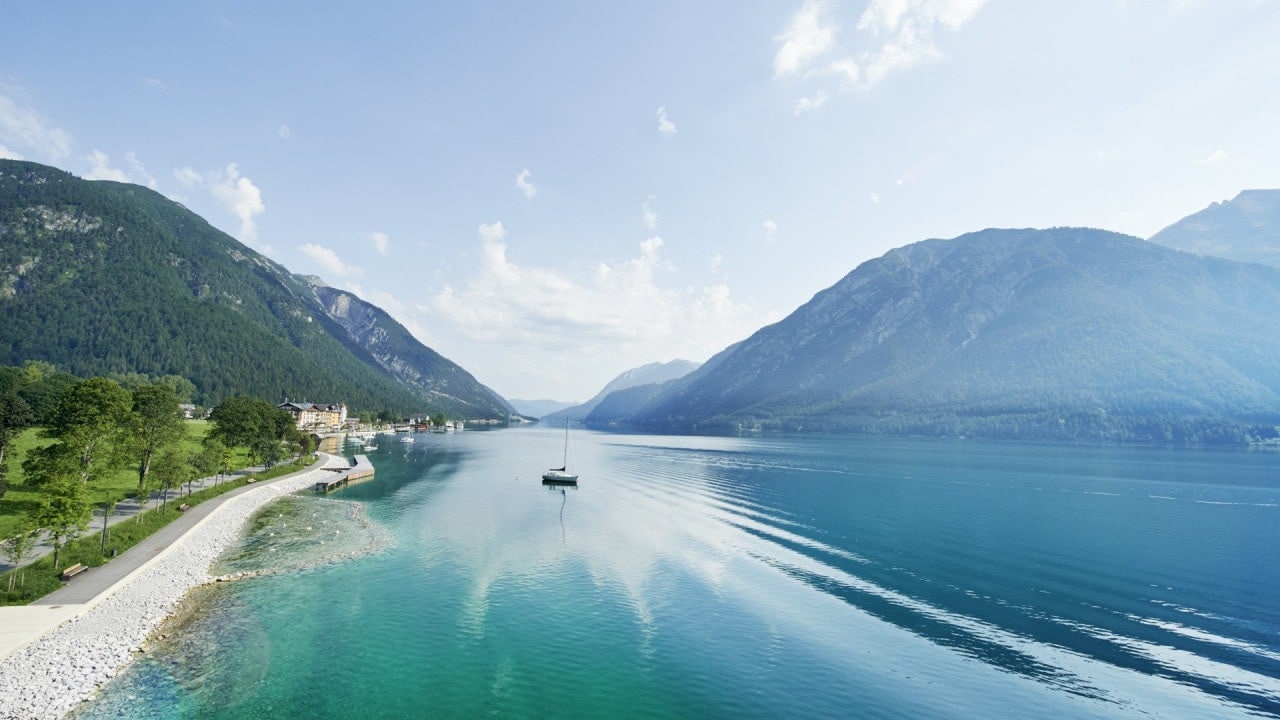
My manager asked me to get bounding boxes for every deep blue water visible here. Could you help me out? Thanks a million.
[78,429,1280,718]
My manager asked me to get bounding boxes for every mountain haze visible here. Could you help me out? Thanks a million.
[589,227,1280,443]
[0,160,512,418]
[544,359,700,422]
[1149,189,1280,268]
[508,399,577,418]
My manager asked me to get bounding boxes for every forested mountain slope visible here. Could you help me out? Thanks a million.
[0,160,511,418]
[597,227,1280,443]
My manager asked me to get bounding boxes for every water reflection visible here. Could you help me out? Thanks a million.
[78,429,1280,719]
[406,428,1280,717]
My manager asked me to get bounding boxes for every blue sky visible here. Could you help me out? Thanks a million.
[3,1,1279,402]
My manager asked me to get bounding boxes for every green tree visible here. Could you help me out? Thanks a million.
[16,363,78,426]
[26,377,134,487]
[2,519,40,592]
[157,375,197,404]
[151,449,192,513]
[208,397,278,450]
[254,437,285,469]
[292,432,317,458]
[195,438,226,487]
[130,384,186,503]
[209,396,296,466]
[33,480,89,570]
[0,368,36,499]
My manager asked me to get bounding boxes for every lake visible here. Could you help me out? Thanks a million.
[76,427,1280,718]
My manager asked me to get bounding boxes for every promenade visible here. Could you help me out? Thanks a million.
[0,452,360,719]
[0,462,274,575]
[0,452,341,662]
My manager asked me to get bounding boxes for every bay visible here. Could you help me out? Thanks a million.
[77,428,1280,718]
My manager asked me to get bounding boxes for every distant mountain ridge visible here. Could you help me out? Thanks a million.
[0,159,512,418]
[1149,189,1280,268]
[508,399,577,418]
[587,227,1280,443]
[304,278,515,416]
[544,359,700,422]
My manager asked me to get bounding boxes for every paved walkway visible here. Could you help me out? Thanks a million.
[0,454,338,661]
[0,463,275,574]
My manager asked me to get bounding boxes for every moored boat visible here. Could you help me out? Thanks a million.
[542,421,578,485]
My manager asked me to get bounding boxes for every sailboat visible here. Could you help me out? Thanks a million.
[542,421,579,485]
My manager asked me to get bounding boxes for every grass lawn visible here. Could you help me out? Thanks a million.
[0,420,253,539]
[0,454,315,605]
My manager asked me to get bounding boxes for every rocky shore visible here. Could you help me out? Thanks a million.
[0,456,350,720]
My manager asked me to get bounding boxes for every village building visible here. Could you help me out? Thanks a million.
[277,400,348,430]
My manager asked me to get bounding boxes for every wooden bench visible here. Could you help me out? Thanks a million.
[60,563,88,581]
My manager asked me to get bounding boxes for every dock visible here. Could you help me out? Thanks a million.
[314,454,375,493]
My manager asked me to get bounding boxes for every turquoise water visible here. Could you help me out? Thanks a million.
[78,429,1280,718]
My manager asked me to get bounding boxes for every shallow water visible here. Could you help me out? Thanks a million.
[77,429,1280,718]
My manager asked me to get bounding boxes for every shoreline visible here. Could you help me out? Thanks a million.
[0,453,353,720]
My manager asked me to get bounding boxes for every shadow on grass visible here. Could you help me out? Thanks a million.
[0,456,316,606]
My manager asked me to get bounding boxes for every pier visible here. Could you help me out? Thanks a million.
[314,454,375,493]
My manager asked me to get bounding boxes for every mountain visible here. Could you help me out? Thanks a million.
[303,278,514,416]
[507,398,577,418]
[544,359,700,422]
[0,159,511,419]
[590,227,1280,443]
[1150,189,1280,268]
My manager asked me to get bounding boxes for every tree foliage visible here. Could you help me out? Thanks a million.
[130,384,186,500]
[0,159,511,420]
[24,377,135,489]
[0,367,35,499]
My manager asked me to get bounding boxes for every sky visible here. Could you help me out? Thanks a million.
[2,2,1279,403]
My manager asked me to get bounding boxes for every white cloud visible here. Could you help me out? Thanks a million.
[763,219,779,243]
[656,106,678,138]
[870,192,881,205]
[1198,149,1229,165]
[299,242,360,279]
[516,168,537,198]
[794,91,829,115]
[124,152,158,189]
[0,93,73,162]
[829,57,860,86]
[83,150,130,182]
[643,195,659,230]
[83,150,159,188]
[0,144,21,160]
[145,78,167,94]
[172,163,269,248]
[773,0,985,94]
[428,226,768,374]
[209,164,266,247]
[368,231,389,255]
[774,1,837,78]
[478,220,507,244]
[709,253,724,273]
[173,165,202,188]
[277,124,292,140]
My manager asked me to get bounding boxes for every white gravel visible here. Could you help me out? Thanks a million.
[0,455,350,720]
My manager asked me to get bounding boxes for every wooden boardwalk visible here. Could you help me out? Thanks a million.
[314,454,375,493]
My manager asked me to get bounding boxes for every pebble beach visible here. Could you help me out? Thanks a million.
[0,455,350,720]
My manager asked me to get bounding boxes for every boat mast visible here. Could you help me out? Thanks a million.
[562,420,570,470]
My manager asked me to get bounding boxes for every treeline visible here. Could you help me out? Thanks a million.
[1,365,316,579]
[0,161,428,415]
[649,406,1280,446]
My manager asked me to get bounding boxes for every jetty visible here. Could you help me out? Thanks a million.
[314,454,375,493]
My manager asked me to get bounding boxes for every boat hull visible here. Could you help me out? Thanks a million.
[541,471,578,484]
